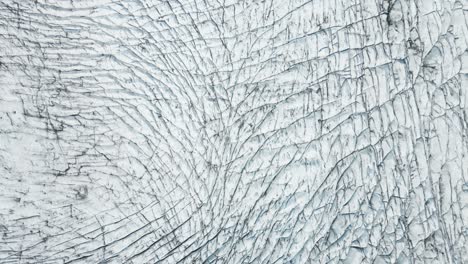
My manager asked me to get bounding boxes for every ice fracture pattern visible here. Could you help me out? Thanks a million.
[1,0,468,263]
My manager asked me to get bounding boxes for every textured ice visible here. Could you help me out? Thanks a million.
[0,0,467,263]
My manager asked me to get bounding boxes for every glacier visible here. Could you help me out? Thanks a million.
[0,0,467,263]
